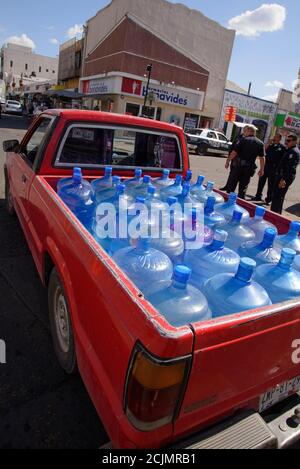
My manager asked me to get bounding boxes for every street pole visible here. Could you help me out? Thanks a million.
[143,64,153,117]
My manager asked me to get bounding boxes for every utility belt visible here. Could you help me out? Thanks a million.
[233,157,257,175]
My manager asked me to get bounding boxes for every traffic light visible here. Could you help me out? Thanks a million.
[225,106,237,122]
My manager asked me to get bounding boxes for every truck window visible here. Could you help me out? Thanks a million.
[22,117,54,166]
[55,125,182,171]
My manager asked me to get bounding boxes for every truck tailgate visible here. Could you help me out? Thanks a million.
[174,301,300,440]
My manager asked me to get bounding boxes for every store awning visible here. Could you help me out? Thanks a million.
[46,89,83,99]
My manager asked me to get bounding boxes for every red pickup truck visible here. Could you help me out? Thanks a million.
[3,110,300,449]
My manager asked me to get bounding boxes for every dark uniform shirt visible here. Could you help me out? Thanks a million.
[235,136,265,166]
[265,143,286,169]
[277,146,300,185]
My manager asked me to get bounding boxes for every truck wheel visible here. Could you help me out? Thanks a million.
[196,143,208,156]
[48,268,77,375]
[4,175,15,216]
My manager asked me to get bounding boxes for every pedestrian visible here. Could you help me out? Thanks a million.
[271,134,300,214]
[251,133,286,204]
[219,129,245,191]
[224,125,265,199]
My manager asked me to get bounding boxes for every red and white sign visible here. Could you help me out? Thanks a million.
[121,77,142,96]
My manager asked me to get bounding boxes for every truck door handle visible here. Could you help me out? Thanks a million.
[21,174,27,183]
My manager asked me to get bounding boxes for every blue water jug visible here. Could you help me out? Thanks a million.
[274,221,300,254]
[58,167,95,229]
[130,175,155,198]
[144,265,212,327]
[91,167,113,193]
[182,208,214,250]
[190,175,205,198]
[184,230,240,289]
[204,196,226,229]
[254,248,300,303]
[223,210,256,251]
[112,238,173,291]
[216,193,250,223]
[246,206,278,242]
[144,186,168,213]
[294,255,300,272]
[160,175,183,201]
[203,258,272,318]
[238,228,281,266]
[184,170,193,183]
[92,208,131,255]
[153,169,173,189]
[124,169,143,188]
[93,175,121,203]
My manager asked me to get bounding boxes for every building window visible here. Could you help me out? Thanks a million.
[39,66,42,73]
[46,69,49,72]
[25,64,28,71]
[52,70,55,74]
[10,60,13,68]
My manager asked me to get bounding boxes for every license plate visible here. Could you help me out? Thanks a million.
[259,376,300,412]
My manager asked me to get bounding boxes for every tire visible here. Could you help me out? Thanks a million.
[196,143,208,156]
[4,174,15,216]
[48,268,77,375]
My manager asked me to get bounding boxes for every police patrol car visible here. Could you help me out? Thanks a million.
[186,128,232,156]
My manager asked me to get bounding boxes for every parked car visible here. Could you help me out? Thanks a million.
[186,128,232,156]
[4,100,23,115]
[3,110,300,449]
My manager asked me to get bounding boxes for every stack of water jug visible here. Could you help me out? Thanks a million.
[58,167,300,328]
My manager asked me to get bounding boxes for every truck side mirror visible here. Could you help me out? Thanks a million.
[3,140,20,152]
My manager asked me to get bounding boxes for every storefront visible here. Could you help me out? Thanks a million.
[273,111,300,142]
[80,74,206,128]
[220,90,278,143]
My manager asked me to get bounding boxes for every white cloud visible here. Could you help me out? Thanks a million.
[66,24,83,39]
[5,33,36,49]
[50,38,58,45]
[263,93,279,102]
[265,80,284,88]
[228,4,286,37]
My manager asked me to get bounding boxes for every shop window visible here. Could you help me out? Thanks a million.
[184,113,199,132]
[10,60,13,68]
[39,66,42,73]
[156,108,162,121]
[125,103,140,116]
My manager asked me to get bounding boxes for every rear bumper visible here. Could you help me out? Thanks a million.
[173,395,300,449]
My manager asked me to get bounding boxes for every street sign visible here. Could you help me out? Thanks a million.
[225,105,237,122]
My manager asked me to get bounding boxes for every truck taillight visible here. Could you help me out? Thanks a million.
[124,343,191,431]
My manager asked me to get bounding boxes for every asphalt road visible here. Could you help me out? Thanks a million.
[0,114,299,449]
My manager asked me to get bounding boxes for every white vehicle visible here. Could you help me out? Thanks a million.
[186,128,232,156]
[4,100,23,115]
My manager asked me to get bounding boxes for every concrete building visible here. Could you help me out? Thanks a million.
[58,38,83,91]
[273,88,300,141]
[0,43,58,92]
[80,0,235,128]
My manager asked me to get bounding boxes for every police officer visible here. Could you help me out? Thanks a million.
[271,134,300,214]
[252,133,286,204]
[224,125,265,199]
[219,130,245,191]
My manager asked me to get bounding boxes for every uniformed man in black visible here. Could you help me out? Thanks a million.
[224,125,265,199]
[219,130,245,191]
[271,134,300,214]
[252,133,286,204]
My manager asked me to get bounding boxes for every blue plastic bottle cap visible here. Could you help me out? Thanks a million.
[163,169,170,177]
[73,167,82,183]
[207,181,214,190]
[143,175,151,184]
[214,229,228,243]
[173,265,191,284]
[175,175,182,184]
[148,186,156,195]
[182,183,190,196]
[290,221,300,233]
[206,196,215,209]
[197,175,205,185]
[264,227,277,240]
[232,210,243,223]
[281,248,297,264]
[167,197,178,206]
[186,170,192,181]
[136,196,146,204]
[113,176,121,184]
[229,193,237,202]
[105,167,113,176]
[256,206,265,218]
[135,169,142,177]
[117,184,126,194]
[236,258,256,283]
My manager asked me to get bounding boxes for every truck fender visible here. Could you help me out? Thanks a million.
[44,236,79,327]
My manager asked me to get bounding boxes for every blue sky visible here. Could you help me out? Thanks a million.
[0,0,298,101]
